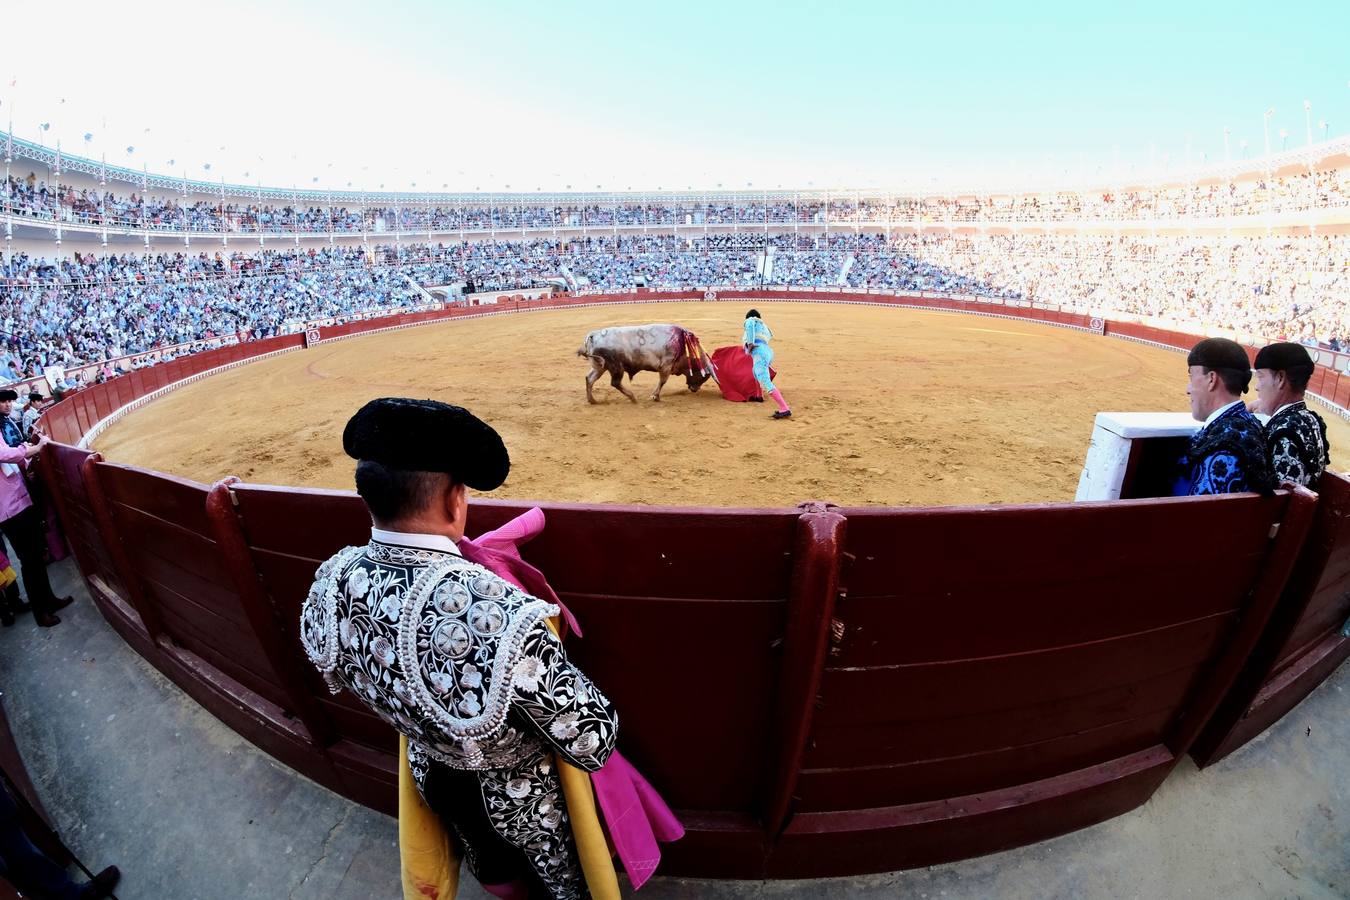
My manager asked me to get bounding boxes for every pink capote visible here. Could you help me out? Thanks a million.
[458,508,685,890]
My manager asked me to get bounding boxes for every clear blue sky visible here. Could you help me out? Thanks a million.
[3,0,1347,191]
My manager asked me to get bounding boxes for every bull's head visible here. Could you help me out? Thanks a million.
[685,353,714,392]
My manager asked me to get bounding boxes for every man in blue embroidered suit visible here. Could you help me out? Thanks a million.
[1252,342,1332,488]
[301,398,617,899]
[1178,338,1276,496]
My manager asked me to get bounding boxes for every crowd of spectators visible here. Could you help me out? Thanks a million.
[890,233,1348,350]
[6,165,1350,235]
[0,230,1346,387]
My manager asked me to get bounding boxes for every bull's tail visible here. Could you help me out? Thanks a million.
[579,344,627,377]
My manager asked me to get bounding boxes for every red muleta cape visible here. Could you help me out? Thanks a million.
[710,345,775,402]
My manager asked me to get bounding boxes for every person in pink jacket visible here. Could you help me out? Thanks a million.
[0,434,73,627]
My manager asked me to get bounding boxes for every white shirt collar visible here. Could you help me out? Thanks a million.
[1202,399,1246,429]
[1270,401,1300,419]
[369,527,462,556]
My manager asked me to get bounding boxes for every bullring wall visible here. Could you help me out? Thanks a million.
[30,291,1350,878]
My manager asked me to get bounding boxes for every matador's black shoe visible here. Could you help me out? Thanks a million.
[772,410,792,419]
[748,395,765,402]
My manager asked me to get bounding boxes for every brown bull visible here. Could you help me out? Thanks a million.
[577,324,714,403]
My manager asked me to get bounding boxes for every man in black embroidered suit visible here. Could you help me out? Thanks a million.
[301,398,617,899]
[1252,342,1332,488]
[0,391,25,449]
[1177,338,1276,496]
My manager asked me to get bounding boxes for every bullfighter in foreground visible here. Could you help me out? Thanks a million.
[1251,342,1331,487]
[1177,338,1275,496]
[742,309,792,419]
[301,398,619,899]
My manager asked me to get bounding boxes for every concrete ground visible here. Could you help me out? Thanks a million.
[0,557,1347,900]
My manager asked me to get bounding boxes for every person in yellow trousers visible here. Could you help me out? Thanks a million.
[302,398,621,899]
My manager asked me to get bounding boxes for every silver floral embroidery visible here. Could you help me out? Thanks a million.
[568,732,600,757]
[459,664,482,689]
[433,580,472,615]
[370,636,396,668]
[548,713,580,741]
[468,601,506,636]
[512,656,544,693]
[470,574,507,599]
[348,567,370,598]
[432,621,472,659]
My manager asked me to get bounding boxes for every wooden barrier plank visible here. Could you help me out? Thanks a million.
[796,706,1175,811]
[1308,366,1329,398]
[114,374,135,410]
[206,480,342,749]
[806,661,1204,770]
[816,613,1232,727]
[44,406,76,445]
[1191,474,1350,765]
[97,465,218,534]
[316,696,397,749]
[70,392,91,438]
[774,746,1173,876]
[841,495,1279,601]
[147,597,291,709]
[1164,488,1316,756]
[80,454,166,643]
[129,368,148,401]
[90,384,113,422]
[831,571,1246,668]
[1335,377,1350,409]
[760,505,847,834]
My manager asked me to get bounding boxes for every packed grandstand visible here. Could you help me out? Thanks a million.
[2,130,1349,386]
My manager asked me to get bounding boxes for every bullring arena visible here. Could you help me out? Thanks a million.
[89,300,1350,506]
[2,30,1350,893]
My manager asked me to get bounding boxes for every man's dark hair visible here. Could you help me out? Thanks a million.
[0,390,16,402]
[354,460,451,522]
[745,309,761,320]
[1204,367,1250,395]
[1281,365,1315,392]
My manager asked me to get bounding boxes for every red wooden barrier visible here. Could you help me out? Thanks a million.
[1191,472,1350,766]
[20,290,1350,878]
[770,490,1315,876]
[40,459,1328,878]
[82,461,334,782]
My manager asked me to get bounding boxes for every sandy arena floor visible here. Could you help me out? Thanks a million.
[94,301,1350,508]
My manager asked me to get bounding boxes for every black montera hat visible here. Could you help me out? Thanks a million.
[343,398,510,491]
[1254,342,1314,372]
[1187,337,1251,372]
[0,390,17,402]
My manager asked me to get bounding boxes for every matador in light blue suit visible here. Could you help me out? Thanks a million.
[743,309,792,419]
